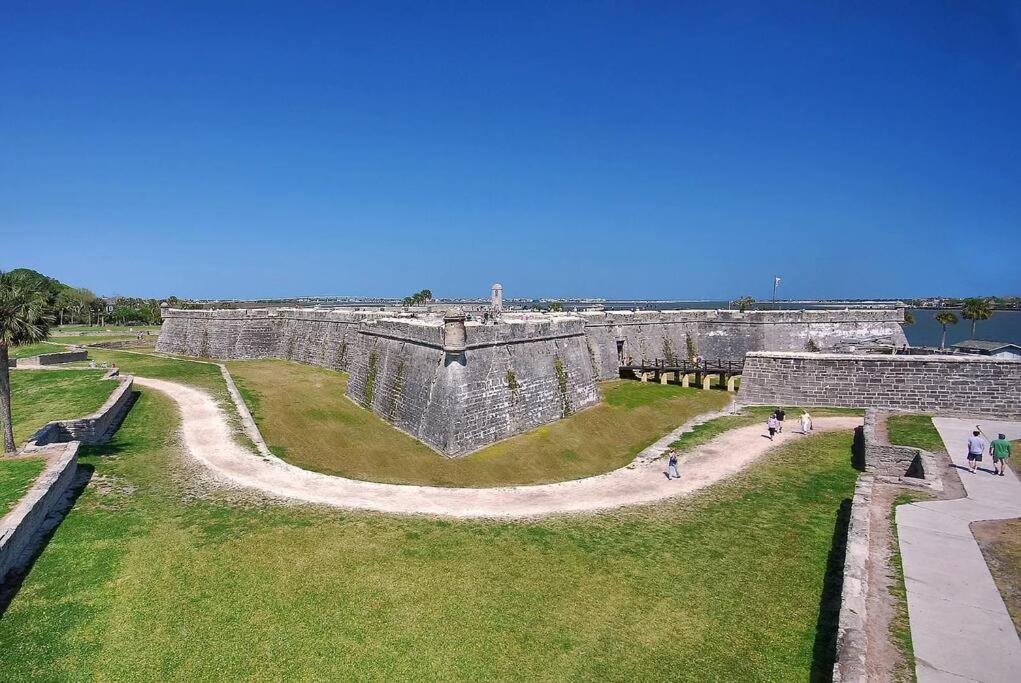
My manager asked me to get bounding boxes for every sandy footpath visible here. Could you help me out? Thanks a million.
[135,376,861,519]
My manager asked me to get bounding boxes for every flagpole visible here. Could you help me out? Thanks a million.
[772,277,778,309]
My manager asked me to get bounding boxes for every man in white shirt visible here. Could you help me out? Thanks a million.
[966,430,987,474]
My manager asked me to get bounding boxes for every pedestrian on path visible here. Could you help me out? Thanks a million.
[767,415,780,440]
[967,430,987,474]
[800,411,812,434]
[666,450,680,480]
[990,434,1012,477]
[775,407,786,432]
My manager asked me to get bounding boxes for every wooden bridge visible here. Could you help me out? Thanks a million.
[620,358,744,391]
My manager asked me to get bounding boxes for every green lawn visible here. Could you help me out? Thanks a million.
[886,414,945,453]
[0,380,859,680]
[226,360,733,486]
[0,457,46,516]
[8,342,63,359]
[9,370,113,445]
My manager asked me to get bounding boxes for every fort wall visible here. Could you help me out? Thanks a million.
[156,308,388,370]
[579,309,907,379]
[739,352,1021,418]
[345,316,599,456]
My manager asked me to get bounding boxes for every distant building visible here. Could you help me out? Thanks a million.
[951,340,1021,360]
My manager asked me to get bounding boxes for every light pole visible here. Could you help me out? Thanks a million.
[772,276,781,309]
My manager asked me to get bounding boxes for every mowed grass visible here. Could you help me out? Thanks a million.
[226,360,733,486]
[9,370,113,445]
[0,380,859,680]
[886,414,946,452]
[86,349,226,396]
[8,342,63,359]
[0,457,46,516]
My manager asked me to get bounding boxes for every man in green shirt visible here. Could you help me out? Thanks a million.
[989,434,1012,477]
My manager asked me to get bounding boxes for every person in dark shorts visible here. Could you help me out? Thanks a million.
[966,430,987,474]
[775,408,786,432]
[990,434,1012,477]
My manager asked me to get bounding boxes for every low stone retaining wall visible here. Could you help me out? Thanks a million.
[25,376,134,448]
[740,352,1021,418]
[0,443,79,584]
[13,350,89,367]
[862,409,941,487]
[832,474,874,682]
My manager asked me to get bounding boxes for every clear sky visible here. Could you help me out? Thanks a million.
[2,2,1019,301]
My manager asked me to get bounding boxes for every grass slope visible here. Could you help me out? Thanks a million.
[0,382,858,680]
[886,414,946,453]
[0,457,46,516]
[9,370,112,445]
[226,360,732,486]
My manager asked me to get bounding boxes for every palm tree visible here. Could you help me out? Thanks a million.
[734,296,755,312]
[960,297,993,338]
[0,271,55,453]
[934,311,958,350]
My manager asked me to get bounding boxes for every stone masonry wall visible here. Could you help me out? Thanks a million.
[346,317,600,456]
[156,308,389,370]
[0,443,79,585]
[740,352,1021,418]
[579,309,907,379]
[11,350,89,368]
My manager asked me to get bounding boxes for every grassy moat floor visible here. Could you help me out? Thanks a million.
[226,359,734,487]
[0,363,859,680]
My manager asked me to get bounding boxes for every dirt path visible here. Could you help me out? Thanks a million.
[134,376,861,519]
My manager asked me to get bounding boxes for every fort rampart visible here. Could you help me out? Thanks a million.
[579,309,907,379]
[739,352,1021,418]
[157,307,908,454]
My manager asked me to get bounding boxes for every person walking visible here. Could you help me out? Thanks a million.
[666,450,680,480]
[767,414,780,441]
[800,411,813,434]
[990,434,1012,477]
[775,407,786,433]
[966,430,987,474]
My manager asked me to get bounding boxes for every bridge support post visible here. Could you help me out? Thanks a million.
[681,373,690,388]
[702,374,719,390]
[727,375,741,392]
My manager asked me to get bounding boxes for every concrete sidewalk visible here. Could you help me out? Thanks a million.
[896,418,1021,682]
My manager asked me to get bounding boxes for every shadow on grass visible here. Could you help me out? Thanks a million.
[0,463,94,618]
[811,496,852,682]
[852,426,866,471]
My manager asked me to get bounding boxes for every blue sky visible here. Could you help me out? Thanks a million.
[2,2,1019,300]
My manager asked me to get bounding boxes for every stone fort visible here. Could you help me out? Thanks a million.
[157,291,908,456]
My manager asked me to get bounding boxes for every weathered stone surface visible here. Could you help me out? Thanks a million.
[832,474,873,683]
[739,352,1021,418]
[578,309,907,379]
[0,443,79,585]
[346,316,599,456]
